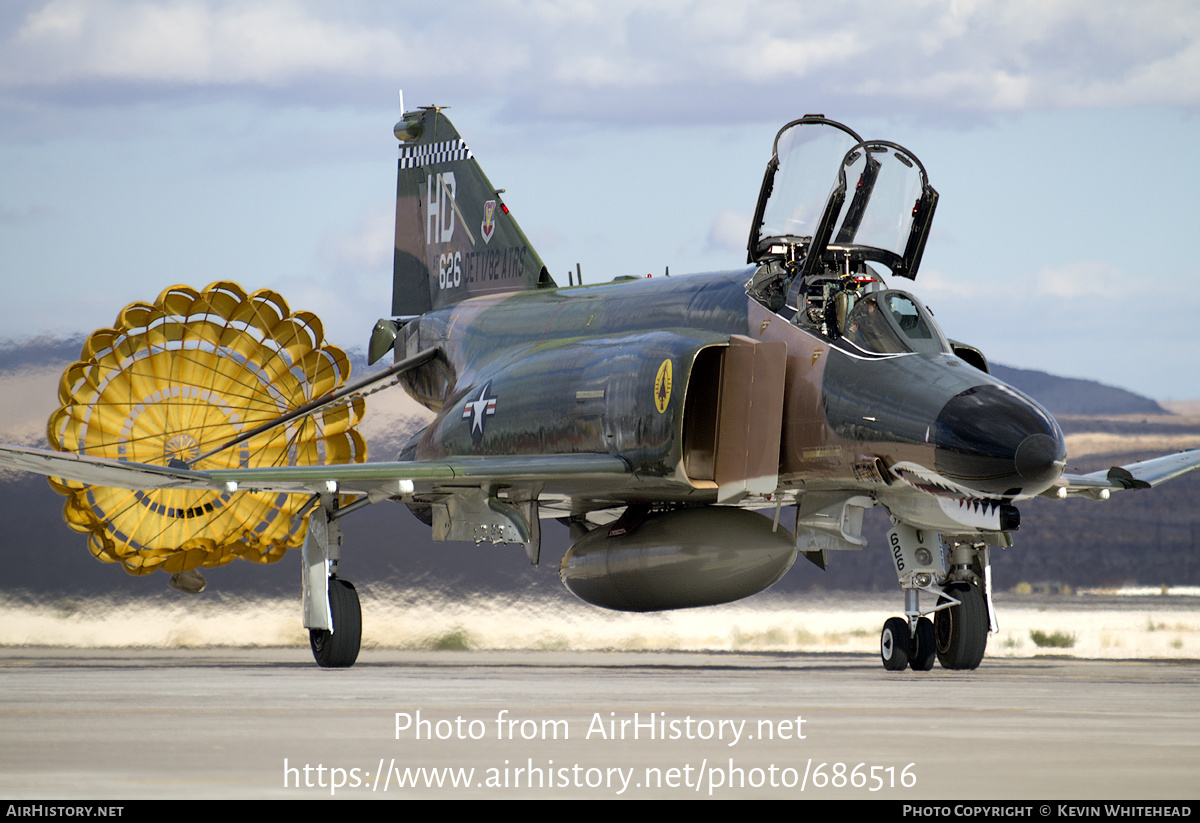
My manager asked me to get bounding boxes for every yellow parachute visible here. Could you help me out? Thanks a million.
[47,282,367,575]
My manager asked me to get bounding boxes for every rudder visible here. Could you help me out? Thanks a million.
[392,107,553,316]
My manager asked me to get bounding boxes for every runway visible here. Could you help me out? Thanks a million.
[1,649,1196,799]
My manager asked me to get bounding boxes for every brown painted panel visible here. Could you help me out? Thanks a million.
[714,335,787,496]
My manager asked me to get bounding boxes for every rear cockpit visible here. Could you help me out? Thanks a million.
[745,116,940,346]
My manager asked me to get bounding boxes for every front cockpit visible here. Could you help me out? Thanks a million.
[841,290,950,356]
[745,115,940,348]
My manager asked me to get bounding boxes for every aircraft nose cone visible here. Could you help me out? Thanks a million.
[1014,432,1066,486]
[934,384,1065,497]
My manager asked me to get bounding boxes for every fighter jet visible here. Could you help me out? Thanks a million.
[2,107,1198,671]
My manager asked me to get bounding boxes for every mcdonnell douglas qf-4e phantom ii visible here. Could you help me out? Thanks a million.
[3,107,1199,670]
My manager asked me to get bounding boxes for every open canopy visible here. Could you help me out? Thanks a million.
[748,116,938,281]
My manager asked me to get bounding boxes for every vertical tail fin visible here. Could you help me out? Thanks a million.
[391,107,554,316]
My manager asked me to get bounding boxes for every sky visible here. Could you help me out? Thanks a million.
[1,0,1199,400]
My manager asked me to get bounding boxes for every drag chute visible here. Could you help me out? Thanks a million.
[47,282,367,575]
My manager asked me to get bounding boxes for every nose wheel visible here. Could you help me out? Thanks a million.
[880,615,936,672]
[880,617,910,671]
[910,616,936,670]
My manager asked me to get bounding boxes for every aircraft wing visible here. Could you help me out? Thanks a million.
[1050,448,1200,498]
[0,443,631,496]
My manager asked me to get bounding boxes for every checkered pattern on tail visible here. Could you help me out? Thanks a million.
[398,139,473,169]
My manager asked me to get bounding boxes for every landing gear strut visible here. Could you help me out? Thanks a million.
[301,494,364,668]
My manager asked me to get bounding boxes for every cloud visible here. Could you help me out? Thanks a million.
[910,256,1200,399]
[914,267,994,300]
[530,227,566,254]
[0,365,64,446]
[275,200,397,349]
[1032,261,1125,299]
[0,203,57,225]
[319,200,394,274]
[706,209,750,253]
[4,0,1200,125]
[7,0,403,87]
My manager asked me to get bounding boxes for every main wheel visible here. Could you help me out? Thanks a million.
[310,578,362,668]
[934,581,988,670]
[880,616,910,671]
[910,616,936,671]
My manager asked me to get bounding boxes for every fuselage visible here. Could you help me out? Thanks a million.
[396,268,1066,529]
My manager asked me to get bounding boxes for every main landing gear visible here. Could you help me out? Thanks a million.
[881,523,994,672]
[310,578,362,668]
[301,494,364,668]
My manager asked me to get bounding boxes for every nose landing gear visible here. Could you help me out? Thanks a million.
[882,522,995,671]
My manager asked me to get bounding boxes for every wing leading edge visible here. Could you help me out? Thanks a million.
[0,443,631,497]
[1049,448,1200,499]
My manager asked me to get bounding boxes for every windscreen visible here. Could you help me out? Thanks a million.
[842,291,949,355]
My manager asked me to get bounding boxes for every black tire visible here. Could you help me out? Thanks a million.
[910,616,936,671]
[880,616,910,671]
[934,581,988,670]
[310,578,362,668]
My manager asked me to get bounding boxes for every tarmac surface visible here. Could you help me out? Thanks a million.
[1,648,1197,799]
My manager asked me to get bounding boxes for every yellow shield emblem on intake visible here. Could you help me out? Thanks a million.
[654,359,672,414]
